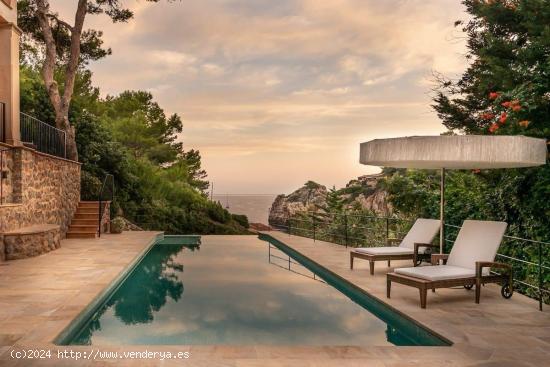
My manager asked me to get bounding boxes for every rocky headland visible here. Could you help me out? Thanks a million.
[268,174,392,227]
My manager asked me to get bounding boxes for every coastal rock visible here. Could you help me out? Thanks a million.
[344,173,392,216]
[268,181,328,227]
[268,174,391,226]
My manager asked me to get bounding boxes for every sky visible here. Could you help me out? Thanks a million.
[56,0,469,194]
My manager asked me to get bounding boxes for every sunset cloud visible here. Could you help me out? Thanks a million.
[55,0,469,193]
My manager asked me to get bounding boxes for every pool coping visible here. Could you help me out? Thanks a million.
[259,233,453,346]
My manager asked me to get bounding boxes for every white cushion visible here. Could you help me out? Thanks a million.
[355,247,414,256]
[447,220,507,270]
[398,218,441,253]
[395,265,475,281]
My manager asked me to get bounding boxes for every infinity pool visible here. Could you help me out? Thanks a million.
[61,235,449,346]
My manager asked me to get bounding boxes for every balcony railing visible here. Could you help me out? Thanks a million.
[20,113,66,159]
[273,211,549,311]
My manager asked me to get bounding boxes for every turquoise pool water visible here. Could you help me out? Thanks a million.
[62,235,449,346]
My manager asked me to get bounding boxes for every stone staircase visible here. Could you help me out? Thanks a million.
[67,201,100,239]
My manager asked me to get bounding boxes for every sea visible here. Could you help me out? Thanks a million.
[212,195,277,224]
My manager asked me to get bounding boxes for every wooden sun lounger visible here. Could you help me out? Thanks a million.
[386,220,513,308]
[350,218,441,275]
[350,240,439,275]
[387,253,513,308]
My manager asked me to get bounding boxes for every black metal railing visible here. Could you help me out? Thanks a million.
[273,211,549,310]
[20,112,66,159]
[0,102,5,143]
[268,243,325,284]
[98,174,114,237]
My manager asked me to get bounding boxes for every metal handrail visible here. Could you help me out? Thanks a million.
[280,210,549,310]
[20,112,67,159]
[268,244,325,284]
[97,174,114,237]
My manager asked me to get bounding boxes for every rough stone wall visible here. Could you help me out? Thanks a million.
[0,146,81,235]
[4,227,61,260]
[0,148,15,204]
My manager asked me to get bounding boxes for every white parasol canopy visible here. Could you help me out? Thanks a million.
[360,135,547,253]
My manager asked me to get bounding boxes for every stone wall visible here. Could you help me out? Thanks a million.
[0,145,81,236]
[3,225,61,260]
[0,147,15,204]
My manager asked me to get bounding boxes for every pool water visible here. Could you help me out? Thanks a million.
[66,236,448,346]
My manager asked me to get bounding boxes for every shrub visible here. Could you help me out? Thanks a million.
[231,214,249,228]
[110,217,125,234]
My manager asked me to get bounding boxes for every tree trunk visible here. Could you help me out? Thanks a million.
[36,0,87,162]
[55,113,78,161]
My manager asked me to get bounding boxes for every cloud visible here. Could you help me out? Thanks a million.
[51,0,469,193]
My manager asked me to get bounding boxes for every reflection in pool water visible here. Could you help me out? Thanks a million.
[69,237,447,346]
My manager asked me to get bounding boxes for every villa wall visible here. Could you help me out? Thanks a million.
[0,144,81,239]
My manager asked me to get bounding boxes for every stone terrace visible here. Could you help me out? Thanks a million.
[0,232,548,366]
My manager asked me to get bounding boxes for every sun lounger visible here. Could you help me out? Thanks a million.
[387,220,513,308]
[350,218,441,275]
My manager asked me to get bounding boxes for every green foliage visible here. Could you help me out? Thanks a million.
[231,214,250,229]
[20,66,247,235]
[304,180,323,190]
[433,0,550,138]
[325,186,344,212]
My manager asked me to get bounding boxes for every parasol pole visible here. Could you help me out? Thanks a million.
[440,168,445,254]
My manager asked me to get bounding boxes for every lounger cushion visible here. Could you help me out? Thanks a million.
[395,265,475,281]
[399,218,441,252]
[355,247,414,256]
[447,220,507,270]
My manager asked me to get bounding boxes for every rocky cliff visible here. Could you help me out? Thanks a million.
[268,181,328,227]
[268,174,392,227]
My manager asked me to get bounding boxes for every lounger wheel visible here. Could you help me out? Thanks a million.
[414,258,422,266]
[501,284,513,299]
[464,284,473,290]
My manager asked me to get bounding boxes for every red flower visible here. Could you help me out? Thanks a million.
[501,101,512,108]
[511,100,521,111]
[499,112,508,124]
[489,92,500,100]
[472,169,481,174]
[519,120,530,128]
[489,123,499,133]
[481,113,495,120]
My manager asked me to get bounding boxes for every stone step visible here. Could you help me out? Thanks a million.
[75,209,99,215]
[73,213,98,220]
[79,201,100,208]
[66,232,97,239]
[67,225,98,233]
[70,219,99,226]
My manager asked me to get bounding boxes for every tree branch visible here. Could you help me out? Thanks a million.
[45,13,74,32]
